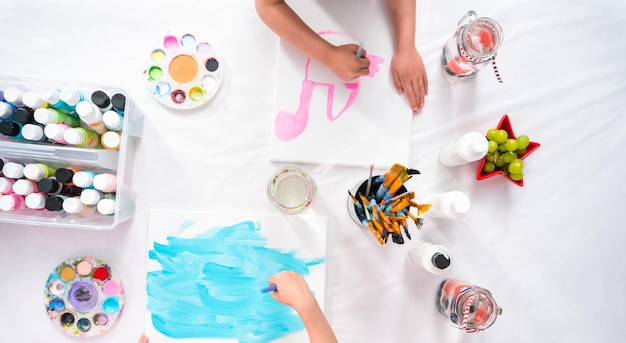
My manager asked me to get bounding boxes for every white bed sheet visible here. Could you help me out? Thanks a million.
[0,0,625,342]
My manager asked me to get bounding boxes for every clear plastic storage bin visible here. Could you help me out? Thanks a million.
[0,74,142,230]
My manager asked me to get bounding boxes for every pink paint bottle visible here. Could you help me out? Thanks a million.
[0,193,25,211]
[44,123,72,144]
[0,177,15,194]
[92,173,116,192]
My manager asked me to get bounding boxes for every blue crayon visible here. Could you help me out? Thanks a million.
[260,284,277,293]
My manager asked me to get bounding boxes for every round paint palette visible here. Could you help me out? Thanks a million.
[44,256,124,337]
[143,32,224,109]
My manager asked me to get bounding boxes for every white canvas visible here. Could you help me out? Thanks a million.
[145,210,328,342]
[269,0,413,168]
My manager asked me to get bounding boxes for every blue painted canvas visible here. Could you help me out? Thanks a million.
[146,211,328,342]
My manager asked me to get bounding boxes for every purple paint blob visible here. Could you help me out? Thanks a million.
[196,42,212,56]
[163,35,179,52]
[69,281,99,312]
[94,313,109,326]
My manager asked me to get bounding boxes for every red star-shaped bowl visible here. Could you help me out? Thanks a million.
[476,114,540,187]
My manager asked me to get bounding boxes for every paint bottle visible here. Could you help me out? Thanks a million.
[24,163,57,181]
[92,173,117,192]
[21,123,48,142]
[0,101,15,120]
[75,101,107,134]
[63,196,95,214]
[45,195,67,212]
[59,88,84,109]
[41,89,76,114]
[34,108,80,127]
[12,179,38,196]
[0,177,15,194]
[0,193,25,211]
[2,162,25,179]
[437,279,503,332]
[438,131,489,167]
[3,87,25,107]
[55,167,79,186]
[111,93,126,115]
[72,170,96,189]
[22,91,48,109]
[37,177,82,196]
[25,192,48,209]
[80,188,103,206]
[102,110,123,131]
[422,191,471,219]
[64,127,102,148]
[101,131,121,151]
[96,198,116,216]
[91,90,112,112]
[44,123,71,144]
[405,240,452,274]
[12,107,35,125]
[0,121,24,140]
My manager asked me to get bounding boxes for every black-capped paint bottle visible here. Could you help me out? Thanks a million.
[45,195,67,212]
[91,90,112,112]
[37,177,82,196]
[55,167,79,186]
[439,131,488,167]
[111,93,126,115]
[0,121,25,140]
[405,239,452,274]
[12,107,35,125]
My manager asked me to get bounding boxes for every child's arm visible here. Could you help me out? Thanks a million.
[255,0,370,81]
[387,0,428,112]
[268,271,338,343]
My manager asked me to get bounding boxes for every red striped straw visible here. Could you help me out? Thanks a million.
[461,294,478,333]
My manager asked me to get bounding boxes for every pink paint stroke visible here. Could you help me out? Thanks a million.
[274,32,385,142]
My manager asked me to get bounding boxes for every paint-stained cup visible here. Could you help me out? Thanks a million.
[267,166,316,214]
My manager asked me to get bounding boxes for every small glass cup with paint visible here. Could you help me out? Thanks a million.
[267,166,317,214]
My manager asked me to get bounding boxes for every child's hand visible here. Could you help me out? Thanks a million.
[324,44,371,82]
[137,334,149,343]
[267,270,316,312]
[391,46,428,112]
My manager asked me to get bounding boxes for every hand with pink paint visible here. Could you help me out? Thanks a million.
[267,271,338,343]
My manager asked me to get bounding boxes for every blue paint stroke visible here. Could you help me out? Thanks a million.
[147,220,325,342]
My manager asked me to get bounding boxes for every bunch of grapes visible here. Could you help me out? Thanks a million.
[483,129,530,181]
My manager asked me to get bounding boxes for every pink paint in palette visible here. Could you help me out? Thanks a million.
[144,33,224,109]
[43,256,124,338]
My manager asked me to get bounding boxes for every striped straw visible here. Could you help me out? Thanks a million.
[461,295,478,333]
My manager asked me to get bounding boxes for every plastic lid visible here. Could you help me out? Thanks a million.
[451,192,471,214]
[12,179,35,195]
[91,91,110,109]
[41,89,60,103]
[102,111,122,129]
[93,174,116,192]
[44,123,66,140]
[101,131,121,150]
[34,108,56,124]
[2,162,24,179]
[97,198,116,215]
[59,89,82,106]
[73,171,94,188]
[21,124,45,141]
[76,101,101,122]
[22,92,45,108]
[111,94,126,112]
[0,102,14,118]
[13,107,34,124]
[0,177,14,193]
[432,253,451,270]
[24,164,46,181]
[62,197,85,214]
[64,128,86,144]
[38,178,62,194]
[45,196,65,211]
[80,189,102,205]
[0,194,20,211]
[55,168,76,184]
[0,121,21,136]
[25,193,47,209]
[3,88,24,106]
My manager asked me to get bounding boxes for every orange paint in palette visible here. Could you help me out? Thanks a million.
[44,256,124,337]
[143,32,224,109]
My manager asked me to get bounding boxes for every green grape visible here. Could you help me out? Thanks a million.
[508,159,524,174]
[509,172,524,181]
[502,151,517,163]
[493,129,508,144]
[505,138,518,152]
[485,152,496,162]
[516,135,530,150]
[498,143,508,152]
[495,155,506,168]
[487,140,498,153]
[482,161,496,173]
[516,148,527,156]
[486,128,498,141]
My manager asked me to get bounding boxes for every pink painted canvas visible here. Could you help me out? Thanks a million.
[269,0,413,168]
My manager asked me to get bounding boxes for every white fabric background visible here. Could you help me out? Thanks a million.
[0,0,625,342]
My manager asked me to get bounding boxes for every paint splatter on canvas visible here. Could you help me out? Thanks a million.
[146,211,328,343]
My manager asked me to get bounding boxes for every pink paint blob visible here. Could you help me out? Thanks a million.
[76,261,92,276]
[163,35,179,52]
[102,280,120,296]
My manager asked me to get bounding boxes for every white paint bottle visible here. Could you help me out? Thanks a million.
[422,191,470,219]
[438,131,488,167]
[406,240,452,274]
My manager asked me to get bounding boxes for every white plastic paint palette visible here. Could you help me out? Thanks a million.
[144,33,224,109]
[43,256,124,338]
